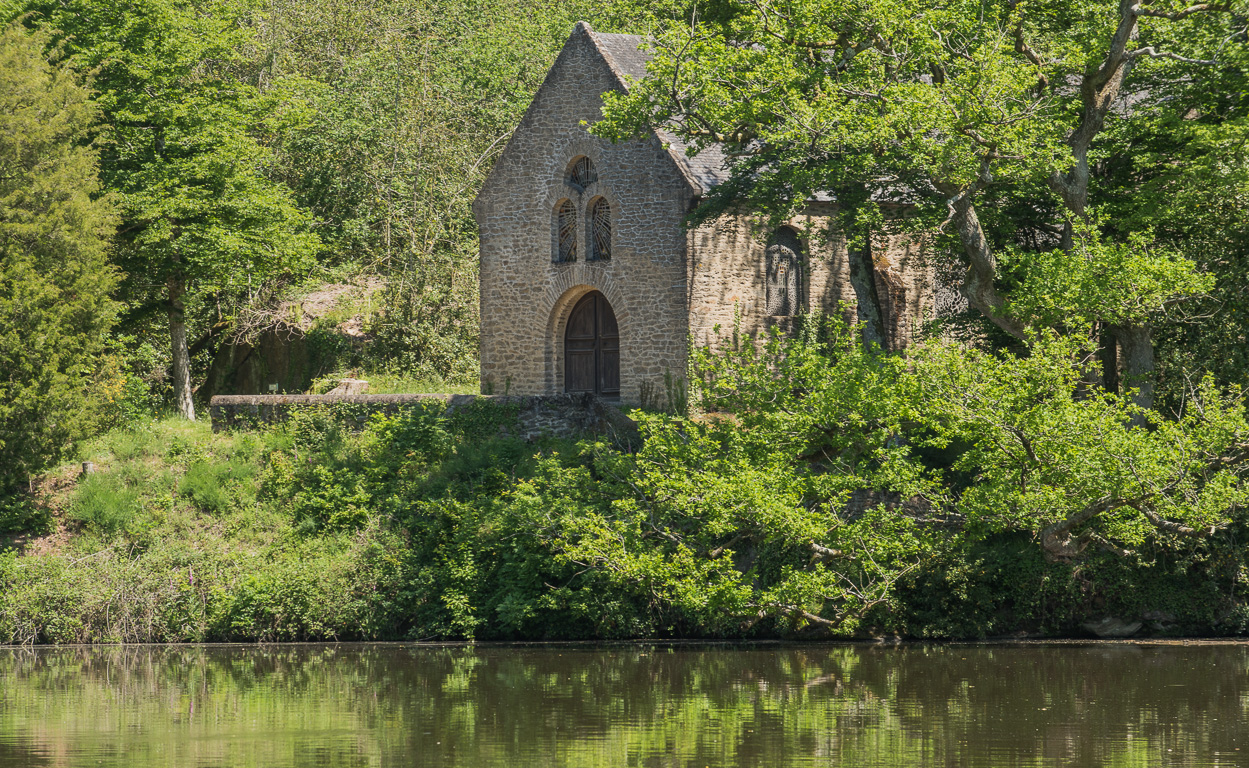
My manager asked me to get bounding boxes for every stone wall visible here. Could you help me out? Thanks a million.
[871,228,936,350]
[687,201,863,350]
[207,393,638,443]
[690,204,937,353]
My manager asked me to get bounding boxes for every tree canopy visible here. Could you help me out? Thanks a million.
[13,0,320,419]
[595,0,1249,407]
[0,23,118,490]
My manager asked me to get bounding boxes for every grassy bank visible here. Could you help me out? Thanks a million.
[1,417,407,643]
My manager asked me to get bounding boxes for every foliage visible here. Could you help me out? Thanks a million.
[0,23,118,492]
[12,0,320,289]
[70,470,147,535]
[0,493,51,537]
[243,0,645,382]
[594,0,1249,407]
[1002,231,1214,329]
[5,328,1248,645]
[9,0,320,418]
[698,317,1249,560]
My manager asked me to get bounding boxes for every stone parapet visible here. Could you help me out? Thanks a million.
[208,392,638,444]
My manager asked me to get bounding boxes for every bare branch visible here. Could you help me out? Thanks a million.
[810,542,845,561]
[1088,532,1136,557]
[1013,23,1050,91]
[937,185,1028,341]
[1131,502,1222,536]
[1039,496,1130,559]
[1125,46,1219,65]
[1135,2,1231,20]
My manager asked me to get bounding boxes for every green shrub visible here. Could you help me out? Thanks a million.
[284,406,350,454]
[290,465,373,531]
[364,404,454,472]
[0,493,52,536]
[179,456,258,514]
[70,472,144,535]
[445,398,523,441]
[418,435,537,501]
[103,427,160,463]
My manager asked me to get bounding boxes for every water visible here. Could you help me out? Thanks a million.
[0,642,1246,767]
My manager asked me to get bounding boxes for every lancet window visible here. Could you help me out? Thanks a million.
[555,199,577,262]
[590,197,611,261]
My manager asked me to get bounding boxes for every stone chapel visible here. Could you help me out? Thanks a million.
[473,22,936,404]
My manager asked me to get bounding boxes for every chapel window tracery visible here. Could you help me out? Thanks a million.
[590,197,611,261]
[569,156,598,189]
[766,227,803,316]
[555,199,577,262]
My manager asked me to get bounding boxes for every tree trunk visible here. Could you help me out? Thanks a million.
[168,276,195,421]
[847,228,886,350]
[948,196,1027,341]
[1113,324,1155,413]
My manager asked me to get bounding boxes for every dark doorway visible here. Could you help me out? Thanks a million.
[564,291,620,397]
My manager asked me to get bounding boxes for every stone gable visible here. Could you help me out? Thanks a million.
[474,23,697,403]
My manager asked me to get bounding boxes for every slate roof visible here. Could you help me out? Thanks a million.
[583,23,731,195]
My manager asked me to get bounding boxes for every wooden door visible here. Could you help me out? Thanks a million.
[564,291,620,397]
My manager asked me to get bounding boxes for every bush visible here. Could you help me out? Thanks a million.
[179,456,257,514]
[70,472,144,535]
[9,350,1249,644]
[0,493,52,536]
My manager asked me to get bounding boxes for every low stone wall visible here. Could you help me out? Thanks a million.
[208,392,638,443]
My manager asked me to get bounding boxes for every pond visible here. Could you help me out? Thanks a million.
[0,642,1245,767]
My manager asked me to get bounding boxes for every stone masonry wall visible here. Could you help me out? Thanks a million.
[687,200,937,352]
[474,25,692,405]
[476,23,938,403]
[872,229,936,349]
[208,393,638,443]
[688,202,869,350]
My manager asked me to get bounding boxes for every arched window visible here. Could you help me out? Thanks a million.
[766,227,803,316]
[569,156,598,189]
[555,199,577,262]
[589,197,611,261]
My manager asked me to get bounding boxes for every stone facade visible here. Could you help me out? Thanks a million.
[474,22,936,405]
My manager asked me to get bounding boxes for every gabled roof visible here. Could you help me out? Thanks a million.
[474,22,732,209]
[584,24,730,194]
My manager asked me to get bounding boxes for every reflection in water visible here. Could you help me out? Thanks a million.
[0,643,1246,767]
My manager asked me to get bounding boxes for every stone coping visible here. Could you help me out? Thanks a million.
[207,392,639,445]
[208,393,481,406]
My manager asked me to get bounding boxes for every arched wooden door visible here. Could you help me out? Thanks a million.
[564,291,619,397]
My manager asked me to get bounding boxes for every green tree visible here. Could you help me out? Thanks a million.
[595,0,1247,407]
[0,23,118,490]
[13,0,319,419]
[689,319,1249,566]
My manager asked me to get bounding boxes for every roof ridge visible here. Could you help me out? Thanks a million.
[576,22,729,195]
